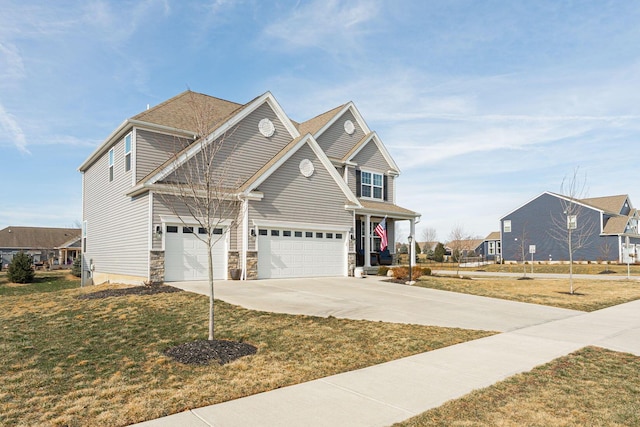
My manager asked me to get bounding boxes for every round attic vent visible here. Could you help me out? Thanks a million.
[299,159,314,177]
[344,119,355,135]
[259,118,275,137]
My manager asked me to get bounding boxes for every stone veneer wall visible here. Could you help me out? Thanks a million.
[227,251,258,280]
[348,252,356,276]
[149,250,165,284]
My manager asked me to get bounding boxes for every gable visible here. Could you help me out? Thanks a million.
[249,143,354,225]
[315,109,366,159]
[351,138,394,172]
[158,101,296,189]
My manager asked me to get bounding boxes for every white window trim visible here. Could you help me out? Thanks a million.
[361,170,384,200]
[108,148,114,182]
[503,220,511,233]
[124,133,132,173]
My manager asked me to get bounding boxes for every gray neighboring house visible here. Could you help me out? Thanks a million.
[500,192,640,263]
[79,90,420,285]
[0,226,81,268]
[475,231,501,261]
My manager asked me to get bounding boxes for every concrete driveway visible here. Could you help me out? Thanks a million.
[170,275,581,332]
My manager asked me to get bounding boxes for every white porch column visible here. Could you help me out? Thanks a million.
[410,218,416,268]
[364,214,371,267]
[241,198,249,280]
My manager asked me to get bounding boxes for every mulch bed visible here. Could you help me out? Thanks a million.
[164,340,258,365]
[77,285,183,300]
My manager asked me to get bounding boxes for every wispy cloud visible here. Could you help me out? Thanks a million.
[0,103,29,154]
[263,0,381,53]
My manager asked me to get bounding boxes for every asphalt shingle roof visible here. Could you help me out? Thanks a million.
[0,227,81,249]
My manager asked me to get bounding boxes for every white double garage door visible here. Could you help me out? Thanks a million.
[164,224,347,281]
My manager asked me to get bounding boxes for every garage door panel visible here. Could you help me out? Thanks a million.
[258,229,346,279]
[165,226,227,281]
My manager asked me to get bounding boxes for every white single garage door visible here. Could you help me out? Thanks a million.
[164,225,227,281]
[257,228,347,279]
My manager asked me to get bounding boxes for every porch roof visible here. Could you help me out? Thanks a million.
[356,200,420,220]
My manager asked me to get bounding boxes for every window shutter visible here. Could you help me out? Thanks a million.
[383,175,388,201]
[356,170,361,197]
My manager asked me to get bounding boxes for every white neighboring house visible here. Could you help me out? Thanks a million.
[79,90,420,285]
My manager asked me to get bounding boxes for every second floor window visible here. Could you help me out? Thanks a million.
[124,133,132,172]
[361,171,384,200]
[108,148,114,182]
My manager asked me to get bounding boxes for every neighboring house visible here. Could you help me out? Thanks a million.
[418,241,438,255]
[446,239,483,259]
[500,192,640,263]
[79,90,420,285]
[0,226,81,268]
[475,231,501,261]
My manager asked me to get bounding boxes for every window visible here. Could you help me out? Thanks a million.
[213,228,223,235]
[335,233,343,239]
[183,226,194,234]
[316,232,323,238]
[503,220,511,233]
[108,148,114,181]
[283,230,291,237]
[295,231,302,237]
[305,231,313,238]
[166,226,178,233]
[271,230,279,236]
[488,241,495,255]
[258,229,267,236]
[361,171,383,200]
[326,233,333,239]
[124,133,132,172]
[198,227,207,234]
[567,215,577,230]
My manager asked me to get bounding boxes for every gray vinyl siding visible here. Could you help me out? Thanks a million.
[316,111,365,159]
[162,103,293,188]
[352,140,392,172]
[151,194,241,252]
[83,137,150,278]
[347,167,357,196]
[136,129,193,182]
[249,144,353,238]
[501,193,605,262]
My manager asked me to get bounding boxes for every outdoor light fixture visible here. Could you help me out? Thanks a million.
[250,228,256,237]
[155,225,162,235]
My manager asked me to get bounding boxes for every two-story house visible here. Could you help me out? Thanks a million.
[500,192,640,263]
[79,90,420,285]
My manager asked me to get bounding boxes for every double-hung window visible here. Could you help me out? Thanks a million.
[108,148,114,182]
[361,171,384,200]
[124,133,132,172]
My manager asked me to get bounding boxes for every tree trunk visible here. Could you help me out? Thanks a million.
[208,239,215,340]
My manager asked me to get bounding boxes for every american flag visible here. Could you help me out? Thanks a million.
[374,218,388,251]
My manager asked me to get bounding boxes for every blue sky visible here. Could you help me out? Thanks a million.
[1,0,639,243]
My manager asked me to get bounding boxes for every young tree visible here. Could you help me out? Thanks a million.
[448,225,469,275]
[513,225,530,277]
[8,252,35,284]
[158,92,243,340]
[548,168,597,294]
[599,240,614,272]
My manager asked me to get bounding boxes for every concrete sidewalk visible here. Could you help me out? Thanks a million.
[132,279,640,427]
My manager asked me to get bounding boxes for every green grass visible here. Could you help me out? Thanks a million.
[394,346,640,427]
[0,280,493,426]
[0,270,80,296]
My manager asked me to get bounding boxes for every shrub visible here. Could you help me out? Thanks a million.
[7,252,35,284]
[377,266,390,276]
[71,256,82,277]
[390,266,430,281]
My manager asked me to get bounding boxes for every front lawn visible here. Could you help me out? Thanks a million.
[0,279,493,426]
[0,270,80,296]
[394,346,640,426]
[414,275,640,311]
